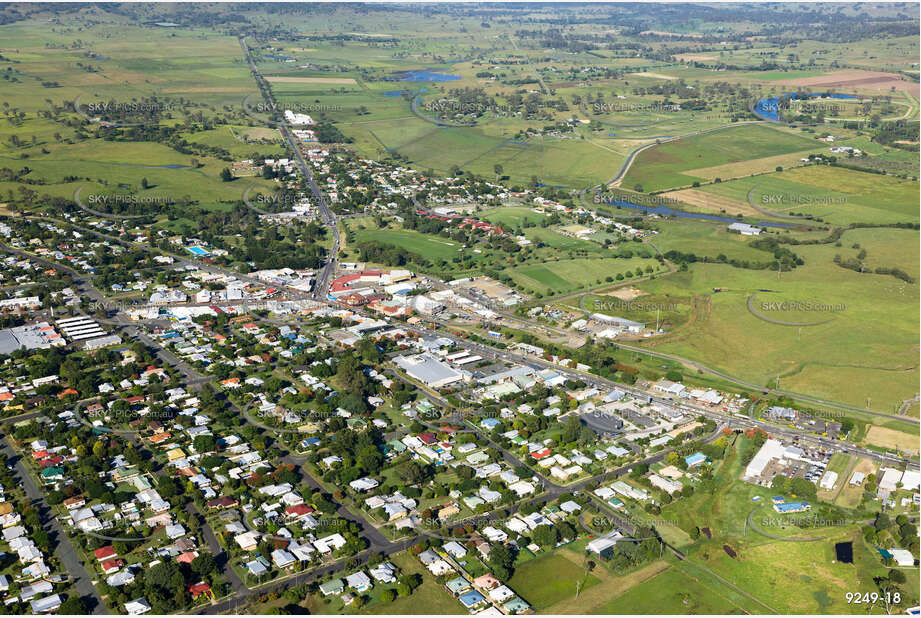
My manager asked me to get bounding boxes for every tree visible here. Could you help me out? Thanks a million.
[488,543,516,580]
[193,434,216,454]
[560,415,582,444]
[532,525,558,548]
[191,553,217,578]
[381,588,397,603]
[60,596,86,614]
[220,168,234,182]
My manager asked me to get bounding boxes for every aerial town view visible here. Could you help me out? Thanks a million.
[0,1,917,615]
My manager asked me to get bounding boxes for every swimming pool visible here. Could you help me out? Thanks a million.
[187,246,210,256]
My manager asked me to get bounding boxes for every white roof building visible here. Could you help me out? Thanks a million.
[819,470,838,490]
[744,439,786,480]
[878,468,903,491]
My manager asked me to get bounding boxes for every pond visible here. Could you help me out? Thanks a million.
[397,70,461,82]
[602,197,794,228]
[835,541,853,563]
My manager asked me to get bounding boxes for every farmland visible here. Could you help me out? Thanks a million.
[621,125,821,192]
[697,165,920,225]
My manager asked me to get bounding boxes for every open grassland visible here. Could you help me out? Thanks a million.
[480,206,548,228]
[508,256,661,296]
[578,291,695,332]
[683,149,816,182]
[354,228,462,262]
[0,20,257,114]
[0,18,285,213]
[864,426,920,454]
[649,219,773,263]
[702,527,906,614]
[0,140,276,210]
[590,560,758,614]
[700,165,920,225]
[506,551,601,610]
[630,231,919,411]
[623,125,820,192]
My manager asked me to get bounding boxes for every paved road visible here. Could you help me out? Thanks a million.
[239,36,339,301]
[1,437,109,614]
[186,503,247,595]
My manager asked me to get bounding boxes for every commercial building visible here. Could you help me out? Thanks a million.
[393,353,467,388]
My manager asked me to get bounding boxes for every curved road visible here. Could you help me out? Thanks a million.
[608,120,767,187]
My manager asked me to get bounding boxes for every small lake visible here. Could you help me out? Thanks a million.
[603,197,793,228]
[835,542,853,564]
[397,70,462,82]
[754,92,858,121]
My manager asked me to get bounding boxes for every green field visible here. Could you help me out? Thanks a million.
[700,165,920,225]
[649,219,775,262]
[506,551,601,610]
[623,124,820,192]
[354,228,463,261]
[626,222,919,411]
[508,256,661,296]
[590,562,757,614]
[480,206,549,228]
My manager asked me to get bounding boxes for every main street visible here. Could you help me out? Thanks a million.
[239,35,339,301]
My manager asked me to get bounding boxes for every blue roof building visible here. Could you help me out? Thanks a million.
[685,452,707,467]
[457,590,486,609]
[773,501,811,513]
[480,418,501,430]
